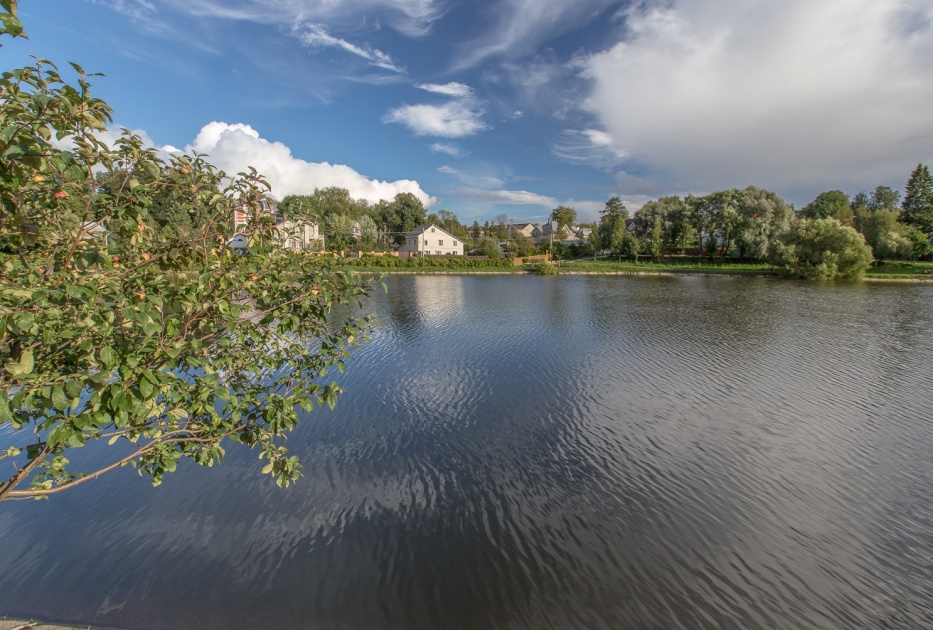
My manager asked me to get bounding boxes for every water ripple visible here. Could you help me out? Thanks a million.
[2,276,933,629]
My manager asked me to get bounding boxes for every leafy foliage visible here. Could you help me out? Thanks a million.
[901,163,933,231]
[549,205,577,231]
[800,190,852,221]
[769,218,874,280]
[0,9,375,500]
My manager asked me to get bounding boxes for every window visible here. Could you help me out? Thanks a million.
[431,227,435,233]
[436,251,441,255]
[453,240,458,246]
[439,239,444,246]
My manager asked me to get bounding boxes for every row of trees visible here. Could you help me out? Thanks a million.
[586,165,933,279]
[277,188,429,251]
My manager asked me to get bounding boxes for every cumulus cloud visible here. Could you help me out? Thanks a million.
[384,83,487,137]
[186,121,435,206]
[580,0,933,200]
[458,187,559,207]
[294,23,403,72]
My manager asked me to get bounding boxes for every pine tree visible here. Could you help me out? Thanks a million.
[901,164,933,231]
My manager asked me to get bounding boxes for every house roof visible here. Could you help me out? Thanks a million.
[403,223,458,239]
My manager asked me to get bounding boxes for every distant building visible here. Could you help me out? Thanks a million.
[509,222,538,239]
[274,219,322,251]
[79,220,108,247]
[535,220,574,245]
[398,224,464,259]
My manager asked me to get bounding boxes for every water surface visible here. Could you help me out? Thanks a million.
[1,275,932,629]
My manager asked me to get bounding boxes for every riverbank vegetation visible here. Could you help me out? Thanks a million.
[0,5,375,501]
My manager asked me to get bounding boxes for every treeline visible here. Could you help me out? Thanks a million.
[278,188,428,251]
[586,164,933,279]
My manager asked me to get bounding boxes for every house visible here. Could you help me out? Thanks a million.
[79,220,108,247]
[535,220,574,246]
[274,219,322,251]
[226,233,248,254]
[398,224,464,259]
[508,222,538,239]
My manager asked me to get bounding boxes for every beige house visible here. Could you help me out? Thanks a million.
[509,222,538,238]
[398,224,464,259]
[274,219,322,251]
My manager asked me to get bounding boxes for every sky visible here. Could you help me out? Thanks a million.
[6,0,933,223]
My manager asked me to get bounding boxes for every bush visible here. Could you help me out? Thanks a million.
[769,218,873,280]
[529,262,557,275]
[348,255,515,270]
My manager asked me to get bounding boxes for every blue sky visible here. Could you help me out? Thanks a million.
[7,0,933,222]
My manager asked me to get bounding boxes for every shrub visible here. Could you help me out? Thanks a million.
[769,218,873,280]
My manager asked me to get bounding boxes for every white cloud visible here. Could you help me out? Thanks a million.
[438,166,505,189]
[186,121,436,206]
[581,0,933,200]
[294,23,404,72]
[417,82,473,97]
[383,84,488,137]
[429,142,466,157]
[454,0,621,69]
[553,128,629,169]
[157,0,443,37]
[92,0,156,21]
[458,187,559,207]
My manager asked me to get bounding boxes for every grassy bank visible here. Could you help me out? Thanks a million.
[552,259,774,276]
[864,261,933,279]
[343,257,933,281]
[344,258,774,276]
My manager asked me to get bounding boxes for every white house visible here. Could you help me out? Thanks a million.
[398,224,464,259]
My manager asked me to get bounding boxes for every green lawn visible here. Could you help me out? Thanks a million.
[865,261,933,278]
[555,259,774,275]
[341,257,933,280]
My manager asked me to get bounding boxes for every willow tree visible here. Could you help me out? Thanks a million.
[0,4,375,500]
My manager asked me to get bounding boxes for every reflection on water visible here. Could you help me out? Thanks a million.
[2,276,933,629]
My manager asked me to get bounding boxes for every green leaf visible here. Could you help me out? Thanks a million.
[99,346,116,368]
[0,390,12,423]
[51,385,69,411]
[139,378,154,399]
[65,379,84,399]
[0,12,24,38]
[4,349,34,376]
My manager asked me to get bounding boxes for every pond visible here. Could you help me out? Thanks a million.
[1,275,932,629]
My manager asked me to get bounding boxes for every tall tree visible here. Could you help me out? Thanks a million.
[868,186,901,212]
[689,190,745,257]
[734,187,795,260]
[901,163,933,231]
[854,209,912,261]
[377,193,426,244]
[597,196,628,251]
[357,215,377,245]
[800,190,852,221]
[550,205,577,230]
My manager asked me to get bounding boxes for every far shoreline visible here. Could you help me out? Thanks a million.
[349,268,933,282]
